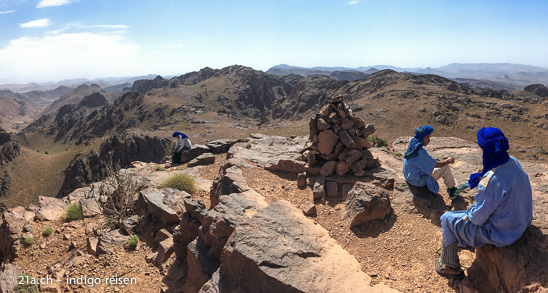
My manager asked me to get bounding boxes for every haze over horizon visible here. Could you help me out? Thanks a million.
[1,0,548,84]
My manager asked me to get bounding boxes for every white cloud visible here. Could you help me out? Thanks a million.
[20,18,52,28]
[91,25,129,29]
[0,32,145,83]
[348,1,360,4]
[37,0,76,8]
[0,10,15,14]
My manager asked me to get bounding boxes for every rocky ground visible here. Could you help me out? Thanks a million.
[1,135,547,292]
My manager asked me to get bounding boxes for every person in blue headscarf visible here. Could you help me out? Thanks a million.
[402,125,461,199]
[435,127,533,280]
[171,131,192,164]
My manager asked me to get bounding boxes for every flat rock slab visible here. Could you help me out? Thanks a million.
[220,200,396,292]
[228,135,307,167]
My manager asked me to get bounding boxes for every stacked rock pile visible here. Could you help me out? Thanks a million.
[301,96,380,177]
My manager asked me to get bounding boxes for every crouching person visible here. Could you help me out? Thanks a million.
[436,127,533,280]
[172,131,192,164]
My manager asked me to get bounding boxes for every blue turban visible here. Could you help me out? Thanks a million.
[468,127,510,189]
[404,125,434,159]
[172,132,188,138]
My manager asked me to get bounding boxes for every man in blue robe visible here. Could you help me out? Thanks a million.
[436,127,533,280]
[403,125,462,199]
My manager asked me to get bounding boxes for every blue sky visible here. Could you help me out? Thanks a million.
[1,0,548,83]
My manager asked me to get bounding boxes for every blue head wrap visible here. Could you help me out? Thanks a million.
[404,125,434,159]
[173,132,188,139]
[468,127,510,189]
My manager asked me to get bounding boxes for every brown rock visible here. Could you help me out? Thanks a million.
[350,159,369,173]
[80,198,102,217]
[297,172,307,188]
[302,202,317,216]
[96,229,130,255]
[312,177,326,200]
[86,237,98,255]
[316,117,331,131]
[137,188,180,226]
[344,182,391,228]
[35,196,68,221]
[156,238,174,265]
[338,130,357,149]
[320,161,336,176]
[326,181,338,197]
[187,153,216,167]
[318,130,339,155]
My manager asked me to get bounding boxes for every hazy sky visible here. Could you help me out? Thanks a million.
[1,0,548,84]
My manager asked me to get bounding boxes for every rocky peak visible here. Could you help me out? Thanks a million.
[131,76,169,94]
[78,92,108,108]
[524,83,548,98]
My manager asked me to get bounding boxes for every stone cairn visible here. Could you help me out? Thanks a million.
[301,95,380,177]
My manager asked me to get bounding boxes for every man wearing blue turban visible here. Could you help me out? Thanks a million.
[172,131,192,164]
[435,127,533,280]
[403,125,461,199]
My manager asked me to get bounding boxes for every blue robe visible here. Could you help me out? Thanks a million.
[441,157,533,247]
[403,148,439,194]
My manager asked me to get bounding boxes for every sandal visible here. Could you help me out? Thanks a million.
[435,259,465,280]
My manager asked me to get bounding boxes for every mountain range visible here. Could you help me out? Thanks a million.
[267,63,548,90]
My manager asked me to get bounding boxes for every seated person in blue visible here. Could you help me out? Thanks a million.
[435,127,533,280]
[403,125,462,199]
[172,131,192,164]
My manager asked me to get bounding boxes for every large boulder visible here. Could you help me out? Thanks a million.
[96,229,130,255]
[344,182,391,228]
[219,201,395,292]
[0,207,26,262]
[137,188,186,226]
[35,196,68,221]
[463,226,548,292]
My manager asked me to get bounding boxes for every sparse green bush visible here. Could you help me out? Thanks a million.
[42,227,54,237]
[367,135,388,147]
[20,237,34,246]
[159,173,197,194]
[394,152,402,157]
[127,235,139,250]
[65,204,83,221]
[13,273,39,293]
[155,164,165,171]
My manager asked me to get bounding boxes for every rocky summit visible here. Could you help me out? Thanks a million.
[0,65,548,292]
[0,130,546,292]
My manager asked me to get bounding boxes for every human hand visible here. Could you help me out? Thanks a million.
[445,157,455,164]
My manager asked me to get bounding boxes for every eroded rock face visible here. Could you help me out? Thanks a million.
[0,207,26,262]
[59,131,170,196]
[219,201,379,292]
[460,225,548,292]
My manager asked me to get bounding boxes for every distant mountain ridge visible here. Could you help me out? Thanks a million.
[267,63,548,90]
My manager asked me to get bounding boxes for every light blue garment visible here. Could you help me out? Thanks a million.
[403,148,439,194]
[441,157,533,247]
